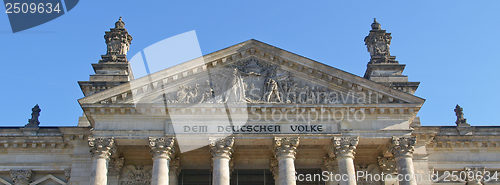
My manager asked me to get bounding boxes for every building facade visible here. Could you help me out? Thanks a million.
[1,18,499,185]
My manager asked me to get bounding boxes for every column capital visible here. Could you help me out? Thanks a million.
[149,137,176,159]
[10,169,32,185]
[273,137,300,159]
[88,137,115,159]
[390,136,416,158]
[210,137,235,159]
[332,136,359,158]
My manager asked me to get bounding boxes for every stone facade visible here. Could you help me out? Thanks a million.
[1,18,499,185]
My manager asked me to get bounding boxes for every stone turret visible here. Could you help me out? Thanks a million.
[363,18,419,94]
[78,17,134,96]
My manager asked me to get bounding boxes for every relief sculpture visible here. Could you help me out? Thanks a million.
[153,57,365,105]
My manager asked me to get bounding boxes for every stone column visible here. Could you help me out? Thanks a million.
[88,137,115,185]
[390,136,417,185]
[270,157,279,185]
[169,157,181,185]
[273,137,300,185]
[9,169,32,185]
[210,137,235,185]
[323,157,338,185]
[107,157,125,184]
[149,137,176,185]
[332,136,359,185]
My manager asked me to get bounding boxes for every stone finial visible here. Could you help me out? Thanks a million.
[115,17,125,29]
[210,137,235,158]
[364,18,396,64]
[371,18,381,30]
[10,169,32,185]
[332,136,359,158]
[88,137,115,158]
[390,136,416,158]
[454,104,470,127]
[273,137,300,159]
[25,104,40,128]
[102,17,133,62]
[149,137,176,159]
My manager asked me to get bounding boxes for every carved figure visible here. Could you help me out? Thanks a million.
[25,104,41,128]
[226,69,246,102]
[176,85,188,103]
[264,78,282,102]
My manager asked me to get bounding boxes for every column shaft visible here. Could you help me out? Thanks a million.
[278,156,296,185]
[152,157,170,185]
[212,156,231,185]
[169,169,178,185]
[395,157,416,185]
[337,157,356,185]
[90,157,109,185]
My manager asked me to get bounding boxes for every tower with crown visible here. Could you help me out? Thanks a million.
[78,17,134,97]
[363,18,420,94]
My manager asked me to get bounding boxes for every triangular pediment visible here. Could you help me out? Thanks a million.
[79,39,424,108]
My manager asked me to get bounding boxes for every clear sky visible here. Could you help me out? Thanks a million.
[0,0,499,127]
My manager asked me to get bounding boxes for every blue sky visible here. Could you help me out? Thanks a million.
[0,0,499,127]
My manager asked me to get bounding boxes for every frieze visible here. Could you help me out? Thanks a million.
[152,57,381,105]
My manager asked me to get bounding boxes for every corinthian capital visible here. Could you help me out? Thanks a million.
[332,136,359,158]
[210,137,235,158]
[149,137,176,159]
[10,169,32,185]
[88,137,115,158]
[273,137,300,159]
[390,136,416,158]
